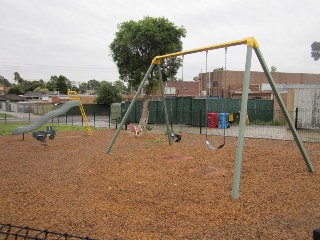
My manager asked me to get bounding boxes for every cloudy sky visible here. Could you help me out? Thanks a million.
[0,0,319,84]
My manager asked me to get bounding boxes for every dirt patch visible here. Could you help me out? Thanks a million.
[1,129,320,239]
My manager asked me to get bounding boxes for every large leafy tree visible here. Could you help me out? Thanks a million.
[311,41,320,61]
[87,79,101,91]
[109,16,186,130]
[48,75,71,94]
[109,16,186,90]
[96,81,121,105]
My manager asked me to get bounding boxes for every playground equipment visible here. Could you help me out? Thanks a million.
[128,123,143,137]
[168,75,182,143]
[67,90,92,136]
[32,126,56,142]
[106,37,315,200]
[13,100,80,135]
[204,48,228,150]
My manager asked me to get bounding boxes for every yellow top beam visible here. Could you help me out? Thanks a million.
[152,37,259,64]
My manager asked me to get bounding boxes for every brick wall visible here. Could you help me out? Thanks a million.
[199,70,320,97]
[156,81,200,97]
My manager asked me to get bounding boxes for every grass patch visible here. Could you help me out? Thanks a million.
[0,123,91,135]
[0,113,16,118]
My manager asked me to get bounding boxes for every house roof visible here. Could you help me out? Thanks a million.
[23,91,44,98]
[1,94,25,101]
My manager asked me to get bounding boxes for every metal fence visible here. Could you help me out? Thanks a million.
[1,109,320,142]
[0,223,95,240]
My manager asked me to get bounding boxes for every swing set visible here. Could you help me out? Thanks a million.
[106,37,315,200]
[204,48,228,150]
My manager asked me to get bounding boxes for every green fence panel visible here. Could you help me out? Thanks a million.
[247,99,274,123]
[178,97,193,125]
[120,98,274,126]
[192,98,207,126]
[148,100,160,124]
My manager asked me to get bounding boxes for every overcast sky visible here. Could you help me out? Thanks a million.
[0,0,319,84]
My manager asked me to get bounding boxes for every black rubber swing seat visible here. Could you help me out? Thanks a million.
[171,133,182,142]
[174,134,182,142]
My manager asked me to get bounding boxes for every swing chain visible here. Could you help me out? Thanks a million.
[224,47,227,98]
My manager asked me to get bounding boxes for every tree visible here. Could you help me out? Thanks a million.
[113,80,128,94]
[110,16,186,89]
[87,79,100,91]
[34,87,49,93]
[78,82,88,94]
[48,75,70,94]
[14,72,24,85]
[8,86,23,95]
[109,16,186,129]
[0,75,11,87]
[96,81,121,105]
[311,41,320,61]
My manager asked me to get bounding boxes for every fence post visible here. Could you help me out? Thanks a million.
[58,116,60,125]
[93,112,96,128]
[4,113,6,124]
[295,108,298,130]
[108,112,111,128]
[29,113,31,123]
[66,114,68,125]
[200,110,202,134]
[82,115,83,127]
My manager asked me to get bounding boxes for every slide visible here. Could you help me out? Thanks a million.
[12,100,80,135]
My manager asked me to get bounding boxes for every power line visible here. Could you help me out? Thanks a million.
[0,61,118,72]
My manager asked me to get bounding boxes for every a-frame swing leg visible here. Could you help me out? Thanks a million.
[231,46,315,200]
[232,46,253,200]
[106,63,155,154]
[157,64,173,145]
[254,47,314,173]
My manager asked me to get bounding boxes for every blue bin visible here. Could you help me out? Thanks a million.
[218,113,229,129]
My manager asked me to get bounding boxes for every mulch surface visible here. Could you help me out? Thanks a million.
[1,129,320,239]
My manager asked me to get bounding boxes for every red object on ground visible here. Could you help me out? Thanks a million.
[207,112,218,128]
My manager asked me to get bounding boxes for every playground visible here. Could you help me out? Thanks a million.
[1,129,320,239]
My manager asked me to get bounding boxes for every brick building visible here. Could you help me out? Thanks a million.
[160,80,200,97]
[199,70,320,99]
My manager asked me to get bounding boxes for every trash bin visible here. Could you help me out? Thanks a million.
[233,112,240,124]
[218,113,229,129]
[207,112,218,128]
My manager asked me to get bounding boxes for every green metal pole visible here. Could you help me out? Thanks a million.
[106,63,155,154]
[232,46,253,200]
[157,64,173,145]
[254,48,314,173]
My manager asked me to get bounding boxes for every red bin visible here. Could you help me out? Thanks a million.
[207,112,218,128]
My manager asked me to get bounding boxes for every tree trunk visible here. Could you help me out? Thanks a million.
[139,97,149,131]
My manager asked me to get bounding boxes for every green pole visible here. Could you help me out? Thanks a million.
[106,63,155,154]
[232,46,253,200]
[157,64,173,145]
[254,48,314,173]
